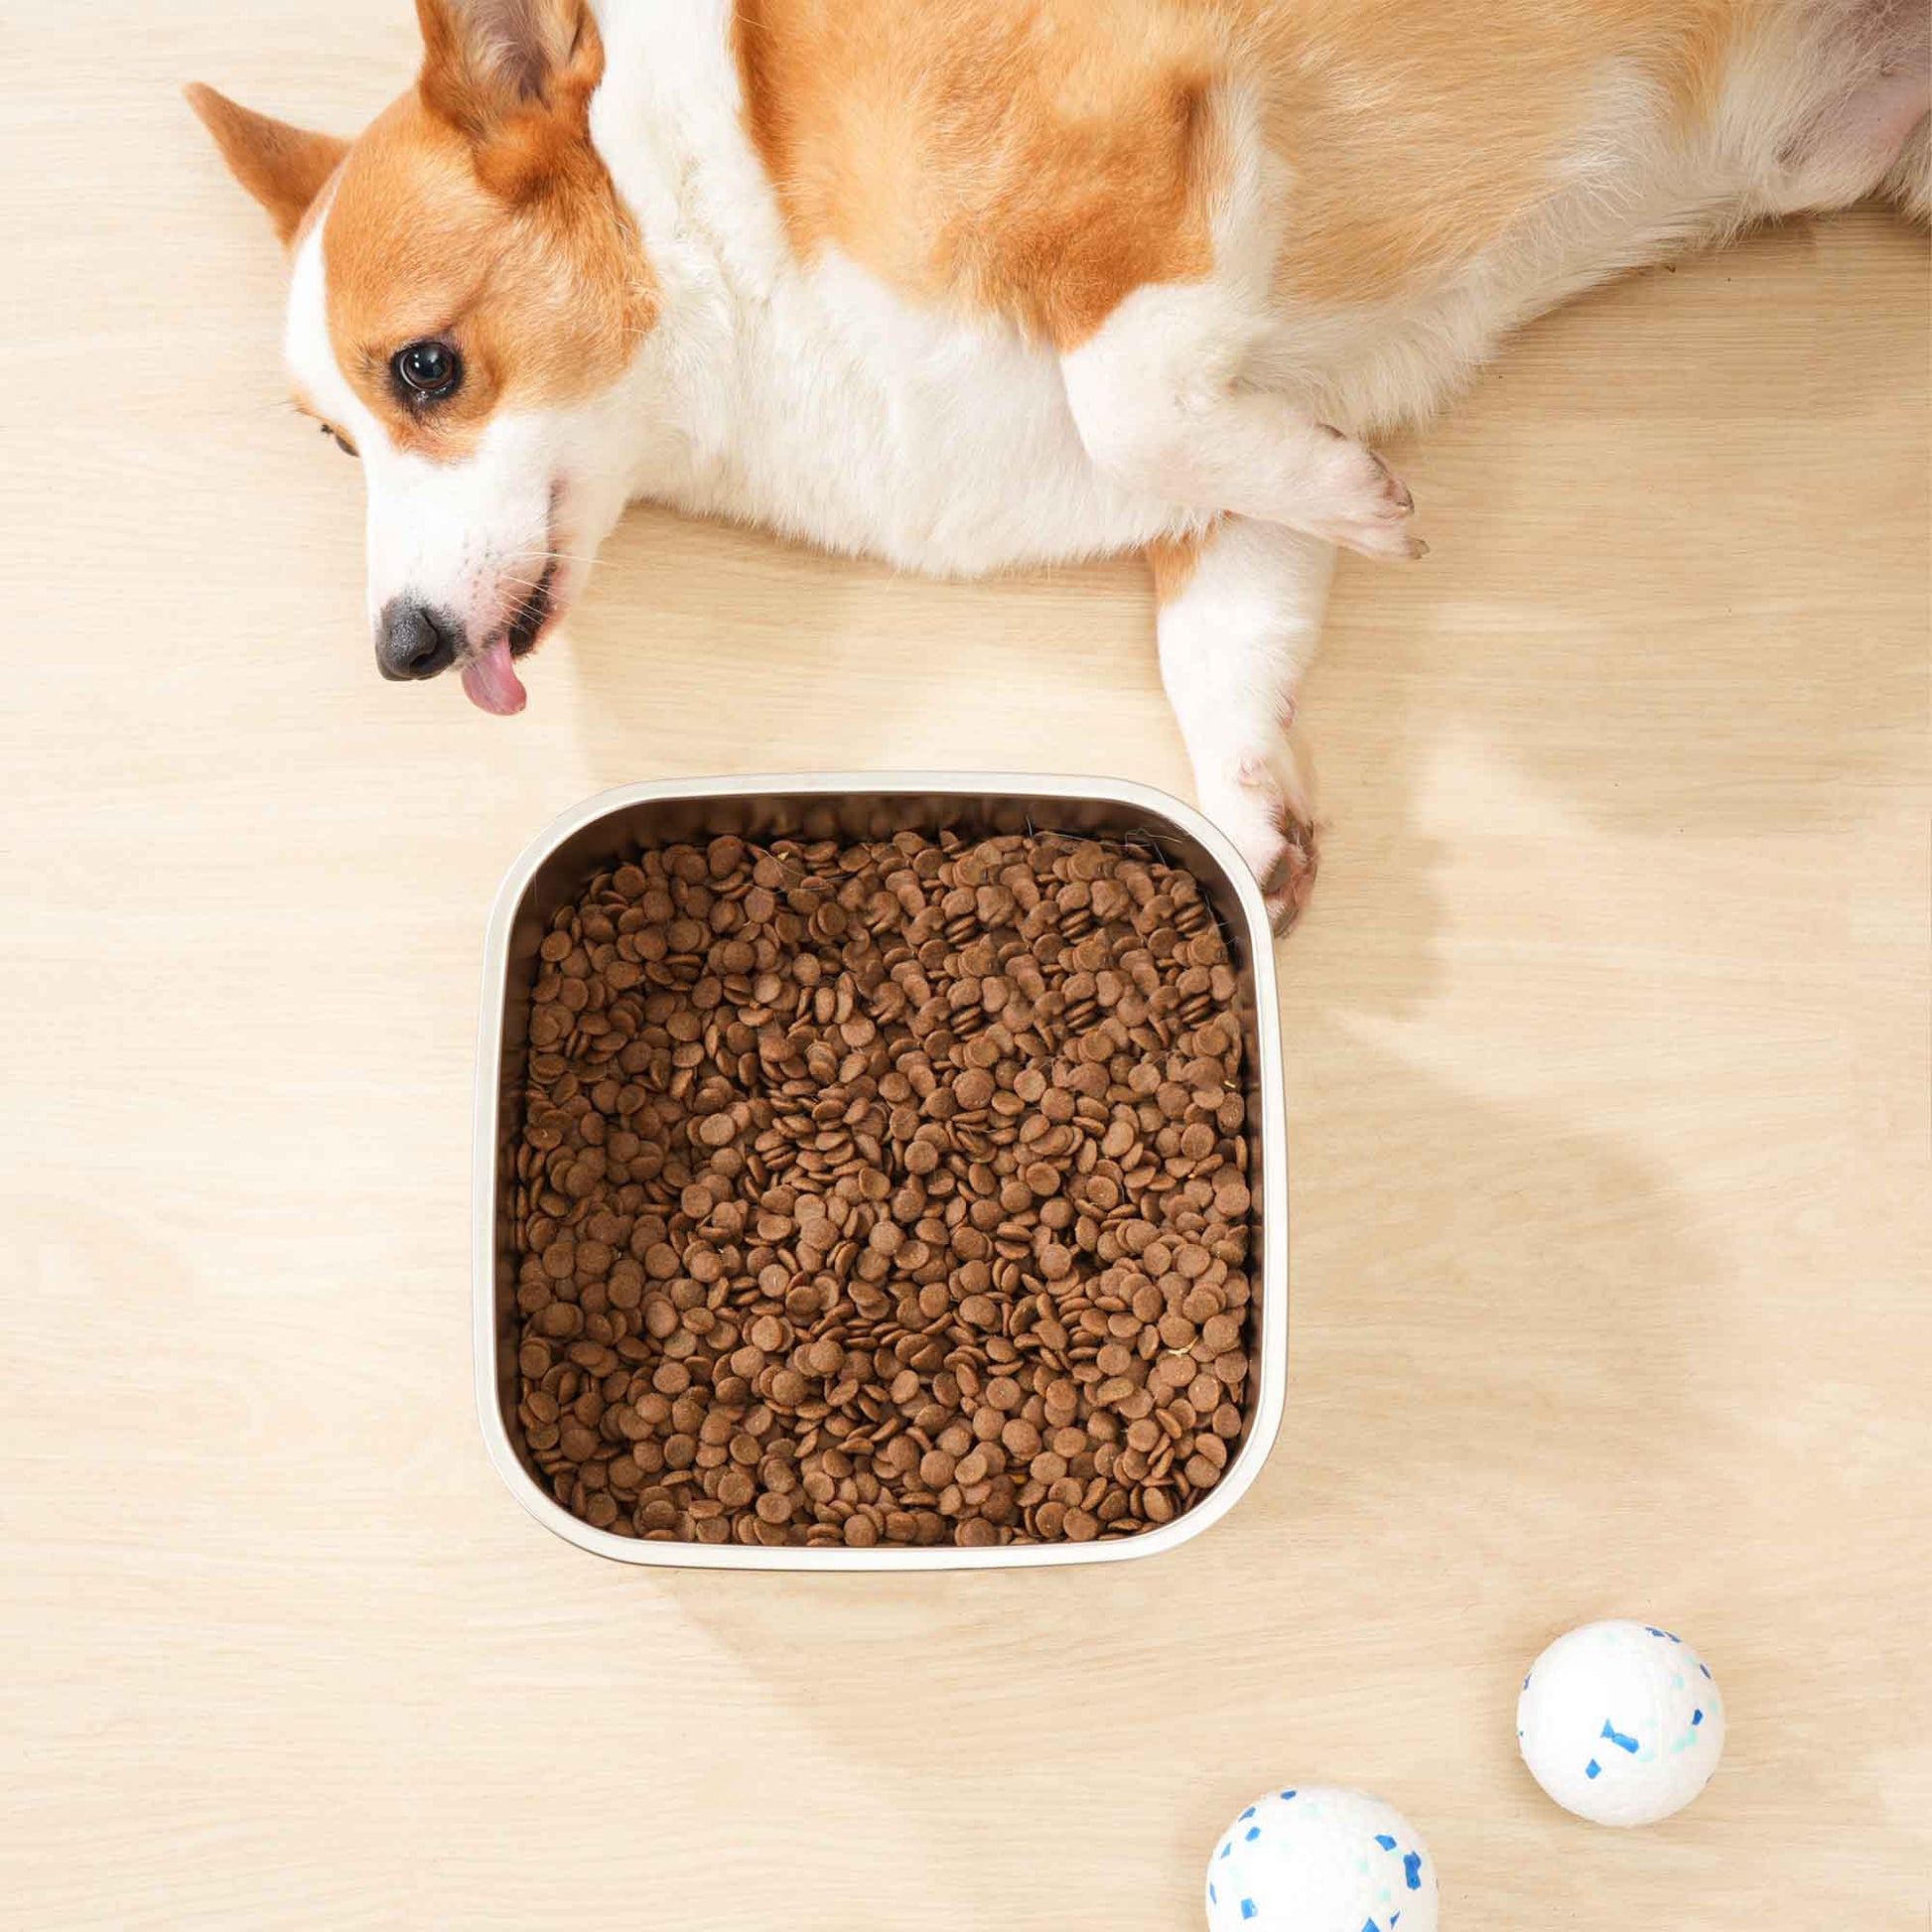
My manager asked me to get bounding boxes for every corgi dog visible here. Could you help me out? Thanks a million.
[190,0,1928,923]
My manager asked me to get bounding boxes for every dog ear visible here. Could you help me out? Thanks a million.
[415,0,602,149]
[185,84,348,246]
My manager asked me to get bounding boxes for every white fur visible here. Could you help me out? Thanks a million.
[587,0,1206,577]
[291,0,1927,903]
[1158,518,1334,922]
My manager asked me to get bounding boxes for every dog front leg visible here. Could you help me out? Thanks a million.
[1062,284,1425,562]
[1151,515,1334,931]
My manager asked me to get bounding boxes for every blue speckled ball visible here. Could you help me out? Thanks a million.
[1517,1619,1726,1827]
[1203,1786,1440,1932]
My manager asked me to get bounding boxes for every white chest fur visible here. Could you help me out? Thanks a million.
[586,0,1200,578]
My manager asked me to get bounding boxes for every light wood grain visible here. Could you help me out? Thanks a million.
[1,11,1927,1928]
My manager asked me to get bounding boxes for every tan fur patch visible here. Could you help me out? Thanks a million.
[734,0,1750,327]
[321,11,651,463]
[734,0,1227,348]
[186,84,348,247]
[1146,526,1216,604]
[1249,0,1747,303]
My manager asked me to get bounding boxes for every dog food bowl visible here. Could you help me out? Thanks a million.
[474,773,1289,1568]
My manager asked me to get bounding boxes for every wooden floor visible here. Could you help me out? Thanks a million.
[2,10,1926,1927]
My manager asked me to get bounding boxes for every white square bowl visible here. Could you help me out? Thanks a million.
[474,772,1289,1569]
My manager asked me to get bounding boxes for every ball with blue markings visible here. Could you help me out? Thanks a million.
[1517,1619,1726,1826]
[1202,1786,1439,1932]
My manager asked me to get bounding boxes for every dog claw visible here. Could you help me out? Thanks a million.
[1300,438,1423,561]
[1204,761,1322,933]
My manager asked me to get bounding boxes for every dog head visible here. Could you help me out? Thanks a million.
[189,0,654,713]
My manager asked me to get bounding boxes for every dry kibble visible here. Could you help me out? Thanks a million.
[1182,1285,1223,1324]
[954,1067,996,1109]
[510,828,1256,1549]
[1201,1313,1243,1353]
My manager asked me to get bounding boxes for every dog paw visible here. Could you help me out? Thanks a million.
[1302,431,1426,562]
[1202,759,1321,933]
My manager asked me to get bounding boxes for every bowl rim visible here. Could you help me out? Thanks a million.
[474,770,1289,1570]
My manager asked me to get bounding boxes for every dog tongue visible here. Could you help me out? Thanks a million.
[461,637,527,716]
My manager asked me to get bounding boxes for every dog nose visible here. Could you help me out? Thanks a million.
[375,599,460,681]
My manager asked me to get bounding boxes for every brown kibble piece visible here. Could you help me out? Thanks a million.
[1201,1313,1243,1353]
[954,1068,995,1109]
[1182,1285,1223,1324]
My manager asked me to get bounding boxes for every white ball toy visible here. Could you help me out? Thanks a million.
[1517,1620,1725,1826]
[1204,1786,1439,1932]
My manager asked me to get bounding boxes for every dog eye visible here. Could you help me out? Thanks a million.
[392,340,462,402]
[317,422,357,458]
